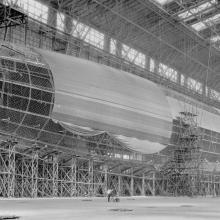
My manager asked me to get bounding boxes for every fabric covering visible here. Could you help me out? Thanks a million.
[37,49,173,154]
[114,135,166,154]
[61,121,166,154]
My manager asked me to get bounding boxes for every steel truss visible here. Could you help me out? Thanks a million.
[0,138,157,198]
[2,1,220,109]
[0,2,28,40]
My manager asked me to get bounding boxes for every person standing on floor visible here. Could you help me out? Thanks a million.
[107,188,113,202]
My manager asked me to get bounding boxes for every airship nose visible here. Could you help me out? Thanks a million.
[0,56,55,117]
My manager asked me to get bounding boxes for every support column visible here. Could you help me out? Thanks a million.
[65,16,74,55]
[145,55,150,70]
[70,157,77,197]
[142,174,145,196]
[103,164,108,196]
[152,172,156,196]
[213,175,216,197]
[116,40,122,58]
[202,83,206,98]
[154,60,159,75]
[130,169,134,196]
[184,75,188,88]
[31,151,38,198]
[48,6,57,50]
[52,155,59,197]
[177,72,181,85]
[88,159,94,196]
[118,175,121,196]
[104,35,111,52]
[7,142,16,197]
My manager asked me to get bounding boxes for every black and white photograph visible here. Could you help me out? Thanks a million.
[0,0,220,219]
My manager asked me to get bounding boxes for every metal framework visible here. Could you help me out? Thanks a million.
[163,111,201,196]
[0,2,28,41]
[0,137,160,198]
[158,109,220,196]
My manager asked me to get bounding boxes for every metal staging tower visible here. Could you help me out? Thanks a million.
[163,110,202,196]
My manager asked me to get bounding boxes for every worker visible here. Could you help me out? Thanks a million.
[107,188,113,202]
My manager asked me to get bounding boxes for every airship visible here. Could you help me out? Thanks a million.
[0,42,219,158]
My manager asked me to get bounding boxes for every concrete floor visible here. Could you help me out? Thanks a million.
[0,196,220,220]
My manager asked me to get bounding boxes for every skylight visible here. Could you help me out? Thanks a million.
[191,13,220,31]
[178,0,217,21]
[210,35,220,42]
[191,22,206,31]
[152,0,174,6]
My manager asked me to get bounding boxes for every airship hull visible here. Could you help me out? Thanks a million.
[37,49,173,148]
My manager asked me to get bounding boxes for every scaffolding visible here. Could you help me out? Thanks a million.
[0,137,160,198]
[162,110,202,196]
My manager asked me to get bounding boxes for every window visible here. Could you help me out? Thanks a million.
[158,63,177,82]
[122,44,145,68]
[180,74,185,86]
[4,0,48,23]
[150,58,155,72]
[123,155,129,160]
[210,89,220,101]
[72,20,90,38]
[187,77,203,94]
[110,38,117,55]
[84,28,104,49]
[57,12,65,32]
[72,20,104,49]
[135,53,146,68]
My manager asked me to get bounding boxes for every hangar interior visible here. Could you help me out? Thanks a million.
[0,0,220,198]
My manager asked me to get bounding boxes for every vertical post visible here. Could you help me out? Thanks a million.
[7,142,16,197]
[130,169,134,196]
[88,159,93,196]
[177,72,181,85]
[154,60,159,75]
[152,172,156,196]
[213,175,216,197]
[145,55,150,70]
[202,83,206,98]
[118,176,121,197]
[184,75,188,88]
[65,16,74,55]
[70,157,77,197]
[142,174,145,196]
[104,35,111,52]
[24,18,28,46]
[103,164,108,196]
[116,40,122,58]
[31,151,38,198]
[52,155,59,197]
[47,5,57,50]
[21,157,24,197]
